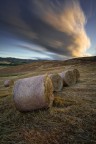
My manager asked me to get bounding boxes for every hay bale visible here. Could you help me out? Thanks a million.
[13,75,54,112]
[59,70,76,86]
[49,73,63,92]
[67,68,80,82]
[73,69,80,82]
[4,79,14,87]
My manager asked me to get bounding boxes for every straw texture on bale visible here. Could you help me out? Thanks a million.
[72,69,80,82]
[59,70,76,86]
[13,75,54,112]
[49,73,63,92]
[4,79,14,87]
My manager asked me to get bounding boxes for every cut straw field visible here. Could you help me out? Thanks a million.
[0,58,96,144]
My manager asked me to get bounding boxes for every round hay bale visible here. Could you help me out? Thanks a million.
[73,69,80,82]
[59,70,76,86]
[13,75,54,112]
[67,68,80,83]
[4,79,14,87]
[49,73,63,92]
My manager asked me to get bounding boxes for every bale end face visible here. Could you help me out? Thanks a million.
[59,70,76,86]
[49,73,63,92]
[44,75,54,108]
[73,69,80,82]
[65,70,76,86]
[4,79,14,87]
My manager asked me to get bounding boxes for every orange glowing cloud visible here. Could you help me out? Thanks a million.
[39,0,91,57]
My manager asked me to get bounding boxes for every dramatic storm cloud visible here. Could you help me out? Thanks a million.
[32,0,91,57]
[0,0,94,60]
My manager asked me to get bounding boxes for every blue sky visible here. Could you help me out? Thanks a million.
[80,0,96,55]
[0,0,96,60]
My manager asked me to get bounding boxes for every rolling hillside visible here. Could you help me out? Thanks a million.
[0,56,96,144]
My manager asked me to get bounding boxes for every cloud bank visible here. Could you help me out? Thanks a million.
[32,0,91,57]
[0,0,91,59]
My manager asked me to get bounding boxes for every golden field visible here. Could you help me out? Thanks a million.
[0,57,96,144]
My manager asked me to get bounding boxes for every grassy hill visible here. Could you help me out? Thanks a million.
[0,57,34,66]
[0,56,96,144]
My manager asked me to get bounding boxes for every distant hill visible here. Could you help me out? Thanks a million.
[0,57,34,66]
[0,56,96,66]
[0,56,96,75]
[64,56,96,64]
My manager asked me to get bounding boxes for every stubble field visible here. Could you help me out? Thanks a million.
[0,58,96,144]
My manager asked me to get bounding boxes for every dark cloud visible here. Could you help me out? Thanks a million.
[0,0,91,59]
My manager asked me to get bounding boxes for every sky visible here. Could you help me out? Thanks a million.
[0,0,96,60]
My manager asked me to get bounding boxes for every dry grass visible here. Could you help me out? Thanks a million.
[0,60,96,144]
[53,96,77,107]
